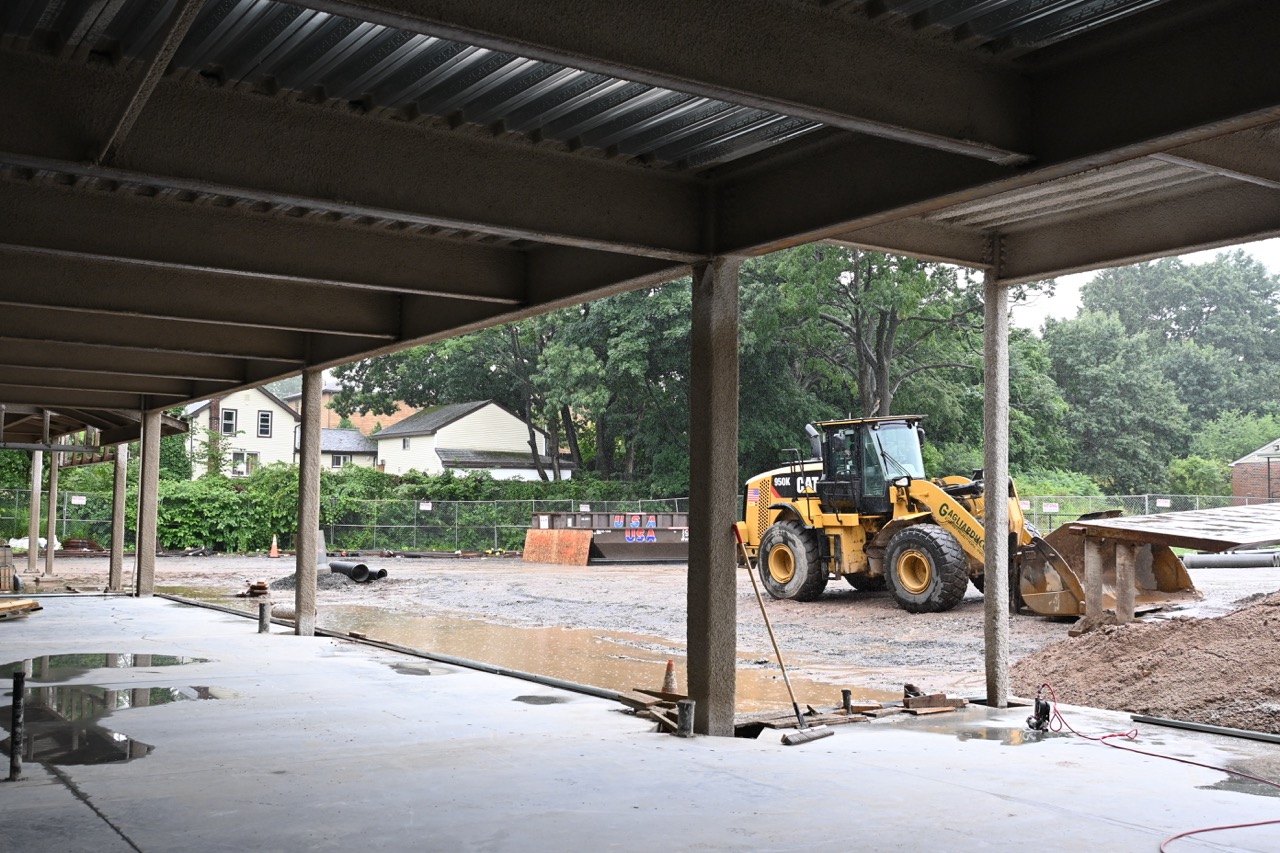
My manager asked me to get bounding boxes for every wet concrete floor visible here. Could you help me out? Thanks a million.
[4,595,1279,852]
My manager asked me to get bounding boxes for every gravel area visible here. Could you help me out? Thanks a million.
[32,554,1280,717]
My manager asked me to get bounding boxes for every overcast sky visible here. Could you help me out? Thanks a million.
[1008,237,1280,331]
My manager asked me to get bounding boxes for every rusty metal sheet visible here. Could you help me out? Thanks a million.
[1071,503,1280,552]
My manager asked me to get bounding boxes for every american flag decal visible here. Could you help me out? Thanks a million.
[747,487,760,502]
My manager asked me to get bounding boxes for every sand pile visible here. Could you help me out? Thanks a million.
[1011,591,1280,734]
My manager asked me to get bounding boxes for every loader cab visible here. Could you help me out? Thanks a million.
[816,418,926,516]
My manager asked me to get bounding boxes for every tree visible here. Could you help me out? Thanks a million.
[1043,312,1190,492]
[1167,456,1231,496]
[1189,410,1280,463]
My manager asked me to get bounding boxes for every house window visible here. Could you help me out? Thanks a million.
[402,437,411,450]
[230,451,259,477]
[257,411,272,438]
[332,454,352,469]
[221,409,238,435]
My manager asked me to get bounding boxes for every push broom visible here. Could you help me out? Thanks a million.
[734,526,833,746]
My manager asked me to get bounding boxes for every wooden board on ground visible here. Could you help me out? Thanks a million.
[0,598,43,620]
[865,707,906,718]
[906,706,956,716]
[904,694,968,710]
[755,712,866,729]
[522,528,593,565]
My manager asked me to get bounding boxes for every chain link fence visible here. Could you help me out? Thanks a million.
[324,498,687,552]
[1019,494,1271,534]
[0,488,121,548]
[0,487,1273,553]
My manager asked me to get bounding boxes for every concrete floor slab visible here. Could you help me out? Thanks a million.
[2,596,1278,852]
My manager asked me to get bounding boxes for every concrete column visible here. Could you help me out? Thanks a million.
[982,267,1010,708]
[1083,536,1105,619]
[134,411,161,596]
[44,442,58,577]
[26,450,41,572]
[109,444,129,591]
[295,369,322,637]
[1115,542,1138,623]
[687,257,741,736]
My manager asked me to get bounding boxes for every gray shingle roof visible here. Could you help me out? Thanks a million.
[294,428,377,454]
[435,449,574,470]
[372,401,491,438]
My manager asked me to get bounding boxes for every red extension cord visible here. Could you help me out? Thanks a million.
[1037,683,1280,851]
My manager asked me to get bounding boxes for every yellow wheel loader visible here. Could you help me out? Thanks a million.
[735,417,1195,617]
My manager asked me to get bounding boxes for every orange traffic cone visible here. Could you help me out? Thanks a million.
[268,534,280,558]
[661,659,677,694]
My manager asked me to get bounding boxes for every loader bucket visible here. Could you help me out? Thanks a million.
[1018,510,1199,617]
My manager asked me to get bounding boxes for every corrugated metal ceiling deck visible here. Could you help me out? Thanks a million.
[0,0,1177,172]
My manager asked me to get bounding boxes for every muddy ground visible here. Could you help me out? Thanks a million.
[28,554,1280,727]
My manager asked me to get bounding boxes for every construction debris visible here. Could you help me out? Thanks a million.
[0,599,43,620]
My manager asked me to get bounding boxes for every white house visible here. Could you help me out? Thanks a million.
[187,387,301,478]
[296,428,379,471]
[372,401,572,479]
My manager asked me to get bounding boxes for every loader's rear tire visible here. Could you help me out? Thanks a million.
[885,525,969,614]
[845,574,887,592]
[758,520,827,601]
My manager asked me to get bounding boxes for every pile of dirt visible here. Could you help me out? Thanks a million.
[1011,591,1280,734]
[269,572,352,591]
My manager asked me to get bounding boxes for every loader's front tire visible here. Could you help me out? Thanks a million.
[885,525,968,614]
[758,520,827,601]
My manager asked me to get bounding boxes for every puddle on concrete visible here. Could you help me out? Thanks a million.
[318,605,889,713]
[389,662,450,677]
[3,654,210,682]
[1,683,224,766]
[514,695,570,705]
[1199,773,1280,799]
[952,725,1067,746]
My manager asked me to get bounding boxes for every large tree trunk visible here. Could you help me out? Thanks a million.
[562,405,583,469]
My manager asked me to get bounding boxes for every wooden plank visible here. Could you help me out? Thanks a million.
[865,707,906,718]
[635,688,688,702]
[904,694,968,709]
[0,598,43,619]
[906,706,956,715]
[522,528,593,565]
[648,708,678,733]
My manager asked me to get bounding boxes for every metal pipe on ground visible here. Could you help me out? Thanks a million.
[1181,552,1280,569]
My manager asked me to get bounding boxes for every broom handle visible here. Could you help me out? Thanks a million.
[734,528,802,715]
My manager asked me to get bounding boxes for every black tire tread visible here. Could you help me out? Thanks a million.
[885,524,968,614]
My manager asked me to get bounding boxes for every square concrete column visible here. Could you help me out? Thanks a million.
[295,369,322,637]
[26,450,41,573]
[44,441,59,577]
[1083,536,1105,619]
[134,410,161,596]
[1114,542,1138,623]
[688,257,741,736]
[109,444,129,591]
[982,267,1011,708]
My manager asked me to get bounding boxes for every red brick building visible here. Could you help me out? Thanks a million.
[1231,440,1280,501]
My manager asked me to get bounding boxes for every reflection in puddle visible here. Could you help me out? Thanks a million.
[1,684,225,766]
[513,695,569,705]
[2,654,210,682]
[952,726,1066,746]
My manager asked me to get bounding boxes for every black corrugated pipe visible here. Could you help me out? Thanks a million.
[329,560,371,582]
[1181,551,1280,569]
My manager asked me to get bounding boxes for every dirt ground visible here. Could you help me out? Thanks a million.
[27,553,1280,730]
[1012,590,1280,734]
